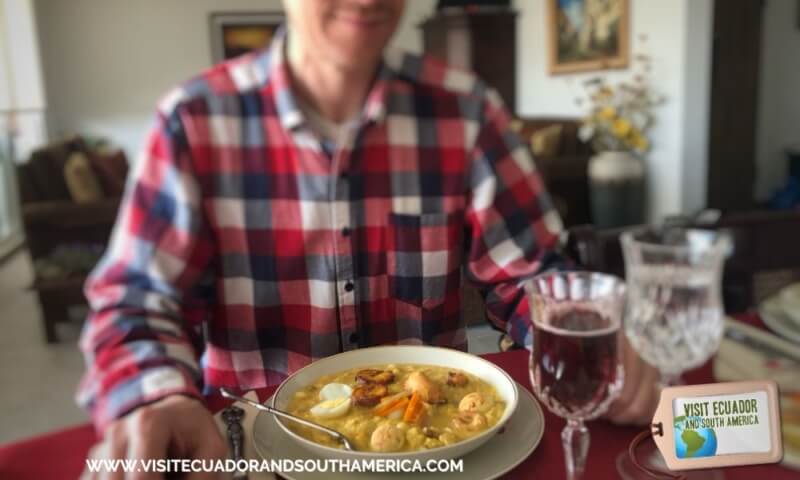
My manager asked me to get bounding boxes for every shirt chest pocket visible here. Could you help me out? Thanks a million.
[387,211,464,309]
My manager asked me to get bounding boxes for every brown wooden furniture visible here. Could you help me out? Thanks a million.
[566,209,800,313]
[707,0,764,211]
[515,117,593,227]
[420,8,517,109]
[713,210,800,309]
[16,138,123,342]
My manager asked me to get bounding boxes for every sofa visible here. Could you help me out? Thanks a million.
[16,136,127,342]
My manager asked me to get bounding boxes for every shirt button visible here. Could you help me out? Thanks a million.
[349,332,360,344]
[344,282,355,292]
[342,227,351,237]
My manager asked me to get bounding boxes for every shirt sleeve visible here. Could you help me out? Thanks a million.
[464,88,565,349]
[76,104,215,431]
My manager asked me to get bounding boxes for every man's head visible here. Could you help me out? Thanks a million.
[283,0,406,73]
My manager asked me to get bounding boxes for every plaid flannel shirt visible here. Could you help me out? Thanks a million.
[77,30,563,429]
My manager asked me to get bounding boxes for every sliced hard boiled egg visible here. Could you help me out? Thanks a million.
[310,397,352,419]
[319,383,353,401]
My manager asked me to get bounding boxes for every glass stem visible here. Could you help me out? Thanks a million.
[562,419,590,480]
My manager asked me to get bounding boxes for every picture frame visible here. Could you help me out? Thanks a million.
[547,0,630,75]
[209,12,285,63]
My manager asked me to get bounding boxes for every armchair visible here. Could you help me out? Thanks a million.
[16,137,125,342]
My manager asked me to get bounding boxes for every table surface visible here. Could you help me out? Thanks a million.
[0,315,796,480]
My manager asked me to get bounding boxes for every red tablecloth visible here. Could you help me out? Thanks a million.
[1,315,795,479]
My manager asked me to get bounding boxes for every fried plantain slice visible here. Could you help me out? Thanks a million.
[352,384,389,406]
[355,369,395,385]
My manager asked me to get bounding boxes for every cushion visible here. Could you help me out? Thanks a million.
[88,149,128,196]
[530,124,563,157]
[64,152,105,204]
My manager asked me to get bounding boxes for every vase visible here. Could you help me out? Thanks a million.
[588,151,645,228]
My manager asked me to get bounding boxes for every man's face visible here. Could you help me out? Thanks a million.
[284,0,406,71]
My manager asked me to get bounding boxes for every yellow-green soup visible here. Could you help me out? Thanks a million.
[284,364,505,452]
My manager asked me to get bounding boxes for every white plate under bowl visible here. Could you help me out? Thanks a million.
[778,283,800,317]
[270,345,518,462]
[253,382,545,480]
[760,295,800,344]
[783,446,800,471]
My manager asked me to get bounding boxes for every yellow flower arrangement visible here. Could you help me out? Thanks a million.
[612,118,632,137]
[576,53,664,155]
[599,106,616,121]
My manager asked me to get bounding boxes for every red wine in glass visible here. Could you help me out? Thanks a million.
[531,309,622,420]
[526,272,626,480]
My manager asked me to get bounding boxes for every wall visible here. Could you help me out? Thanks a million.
[35,0,437,158]
[516,0,713,220]
[755,0,800,200]
[36,0,711,220]
[679,0,714,214]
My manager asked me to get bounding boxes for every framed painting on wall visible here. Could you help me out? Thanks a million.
[547,0,629,75]
[210,12,284,63]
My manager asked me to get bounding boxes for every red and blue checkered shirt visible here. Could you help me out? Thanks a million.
[77,31,563,429]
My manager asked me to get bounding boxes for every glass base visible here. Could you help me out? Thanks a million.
[616,442,725,480]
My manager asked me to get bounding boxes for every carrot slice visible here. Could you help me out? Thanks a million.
[375,396,409,417]
[403,392,424,423]
[406,404,425,424]
[382,398,409,417]
[408,409,424,424]
[377,391,408,407]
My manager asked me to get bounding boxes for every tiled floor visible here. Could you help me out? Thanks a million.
[0,250,500,445]
[0,250,88,445]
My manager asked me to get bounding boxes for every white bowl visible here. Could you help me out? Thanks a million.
[270,345,519,462]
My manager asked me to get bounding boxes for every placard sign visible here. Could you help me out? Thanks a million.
[651,380,783,470]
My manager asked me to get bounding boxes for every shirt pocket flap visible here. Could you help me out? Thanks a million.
[387,211,463,308]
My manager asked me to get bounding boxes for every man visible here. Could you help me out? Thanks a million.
[80,0,659,476]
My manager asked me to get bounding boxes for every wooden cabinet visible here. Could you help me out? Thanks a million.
[420,8,517,110]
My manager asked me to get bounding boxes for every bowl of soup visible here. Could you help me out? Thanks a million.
[270,345,518,462]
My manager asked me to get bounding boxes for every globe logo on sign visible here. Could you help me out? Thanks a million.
[674,416,718,458]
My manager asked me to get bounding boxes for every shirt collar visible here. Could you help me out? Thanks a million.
[254,27,394,132]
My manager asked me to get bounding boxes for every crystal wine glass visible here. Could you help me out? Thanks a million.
[621,227,731,388]
[616,227,731,479]
[526,271,626,480]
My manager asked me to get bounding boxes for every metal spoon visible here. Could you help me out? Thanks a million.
[219,388,356,451]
